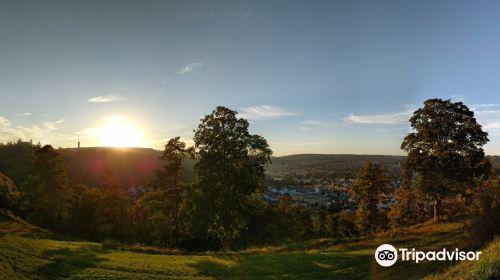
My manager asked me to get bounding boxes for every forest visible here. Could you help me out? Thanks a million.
[0,99,499,253]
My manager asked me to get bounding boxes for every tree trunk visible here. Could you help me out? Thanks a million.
[433,199,441,222]
[221,239,230,251]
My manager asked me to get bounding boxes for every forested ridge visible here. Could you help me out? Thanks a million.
[0,100,499,254]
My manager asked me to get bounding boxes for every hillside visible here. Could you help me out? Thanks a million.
[55,150,500,190]
[2,209,498,279]
[57,149,410,189]
[424,238,500,280]
[0,209,50,238]
[59,147,195,189]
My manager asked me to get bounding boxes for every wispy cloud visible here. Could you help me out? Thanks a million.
[0,116,67,144]
[15,112,31,117]
[179,62,203,75]
[151,124,190,133]
[0,117,11,127]
[344,103,500,137]
[239,105,297,120]
[88,95,126,103]
[42,119,65,130]
[345,108,415,125]
[472,104,500,109]
[299,120,328,130]
[75,127,98,137]
[473,104,500,135]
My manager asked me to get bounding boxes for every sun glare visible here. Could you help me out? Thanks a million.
[99,116,144,147]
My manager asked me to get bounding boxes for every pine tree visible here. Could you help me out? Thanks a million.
[140,137,192,247]
[350,160,389,235]
[28,145,73,231]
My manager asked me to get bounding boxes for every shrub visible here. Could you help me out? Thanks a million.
[0,172,20,210]
[466,177,500,248]
[389,184,422,228]
[325,211,357,238]
[102,238,121,250]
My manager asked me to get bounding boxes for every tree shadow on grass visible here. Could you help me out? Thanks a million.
[37,246,107,278]
[191,251,371,280]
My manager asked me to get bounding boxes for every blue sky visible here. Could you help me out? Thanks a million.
[1,0,500,155]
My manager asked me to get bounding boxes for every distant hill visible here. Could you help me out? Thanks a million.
[266,154,406,179]
[59,147,195,190]
[268,154,500,176]
[57,149,500,189]
[270,154,405,166]
[488,155,500,166]
[59,150,408,188]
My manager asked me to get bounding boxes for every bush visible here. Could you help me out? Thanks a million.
[102,238,121,250]
[389,184,422,228]
[0,172,20,210]
[466,178,500,248]
[325,211,357,238]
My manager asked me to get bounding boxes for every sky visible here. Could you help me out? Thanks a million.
[1,0,500,156]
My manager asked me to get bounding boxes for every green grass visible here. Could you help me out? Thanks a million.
[423,237,500,280]
[1,211,498,279]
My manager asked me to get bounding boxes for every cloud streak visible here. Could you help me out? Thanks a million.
[15,112,31,117]
[0,116,67,144]
[42,119,65,130]
[344,103,500,137]
[88,95,126,103]
[345,108,414,125]
[299,120,329,131]
[239,105,296,120]
[179,62,203,74]
[473,105,500,135]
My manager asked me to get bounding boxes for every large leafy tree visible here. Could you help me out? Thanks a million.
[191,106,272,248]
[401,99,490,221]
[350,160,389,235]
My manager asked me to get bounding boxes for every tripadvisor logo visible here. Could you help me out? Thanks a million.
[375,244,482,267]
[375,244,398,267]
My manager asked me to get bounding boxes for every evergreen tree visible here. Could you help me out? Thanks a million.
[350,160,389,235]
[139,137,192,246]
[28,145,73,231]
[0,140,39,196]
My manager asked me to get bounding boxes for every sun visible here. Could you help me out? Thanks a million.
[99,116,144,147]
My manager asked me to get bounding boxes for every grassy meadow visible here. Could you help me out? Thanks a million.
[1,209,498,279]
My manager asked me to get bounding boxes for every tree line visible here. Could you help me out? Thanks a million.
[1,100,499,250]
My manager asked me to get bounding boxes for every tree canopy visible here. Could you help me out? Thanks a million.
[191,106,272,248]
[350,160,389,235]
[401,98,490,220]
